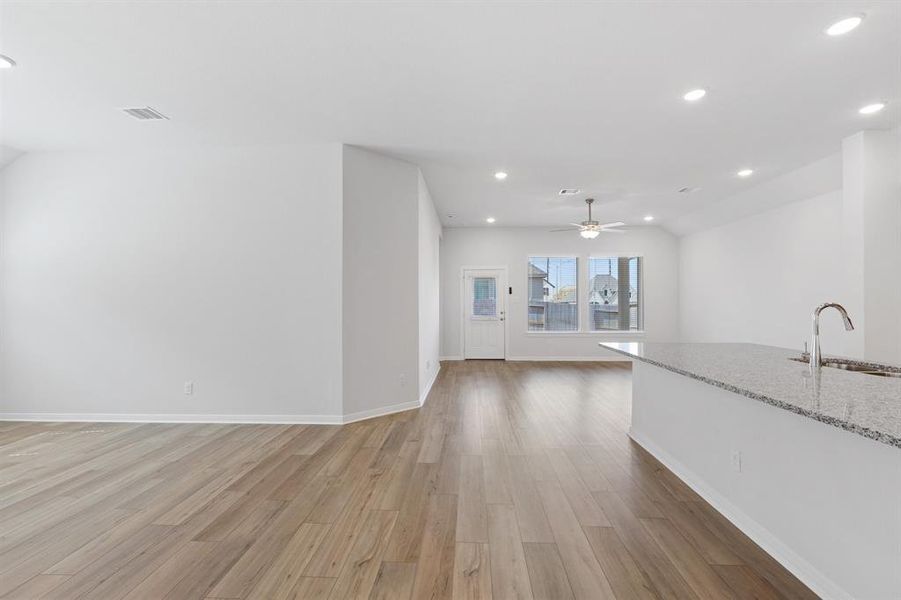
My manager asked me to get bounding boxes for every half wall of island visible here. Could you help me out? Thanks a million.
[601,342,901,600]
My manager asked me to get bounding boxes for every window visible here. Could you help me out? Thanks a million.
[528,257,578,331]
[588,257,642,331]
[472,277,497,317]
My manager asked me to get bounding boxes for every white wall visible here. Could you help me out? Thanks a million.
[679,128,901,364]
[417,172,441,401]
[679,190,850,354]
[440,226,679,360]
[341,146,420,418]
[841,129,901,364]
[0,145,345,419]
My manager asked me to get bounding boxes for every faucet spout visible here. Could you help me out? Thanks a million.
[810,302,855,369]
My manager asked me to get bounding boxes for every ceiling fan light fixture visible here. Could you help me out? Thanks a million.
[548,198,623,238]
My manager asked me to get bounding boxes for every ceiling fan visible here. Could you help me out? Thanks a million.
[550,198,626,239]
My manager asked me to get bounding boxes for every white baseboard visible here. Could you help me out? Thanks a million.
[0,408,431,426]
[341,362,442,424]
[419,363,441,407]
[629,429,850,600]
[340,399,421,425]
[505,355,629,362]
[441,355,627,362]
[0,412,345,425]
[0,382,440,427]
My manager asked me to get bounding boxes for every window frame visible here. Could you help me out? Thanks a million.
[525,255,580,333]
[522,253,647,336]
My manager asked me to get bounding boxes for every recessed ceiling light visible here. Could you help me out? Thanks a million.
[859,102,886,115]
[486,217,496,223]
[0,54,16,69]
[683,89,707,102]
[826,15,863,36]
[494,172,508,180]
[737,168,754,178]
[643,215,654,222]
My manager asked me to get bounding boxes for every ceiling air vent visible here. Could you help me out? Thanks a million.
[677,186,700,194]
[559,189,581,195]
[121,106,169,121]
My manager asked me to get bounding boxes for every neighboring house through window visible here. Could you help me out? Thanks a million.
[588,257,642,331]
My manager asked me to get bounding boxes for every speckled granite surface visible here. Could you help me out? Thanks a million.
[600,342,901,449]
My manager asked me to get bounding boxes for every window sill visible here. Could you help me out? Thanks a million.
[524,330,646,337]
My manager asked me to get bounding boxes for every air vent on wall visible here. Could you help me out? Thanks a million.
[121,106,169,120]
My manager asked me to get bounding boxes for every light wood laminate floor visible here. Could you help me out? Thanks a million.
[0,361,817,599]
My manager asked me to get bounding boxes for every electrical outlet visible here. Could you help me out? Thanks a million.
[730,450,742,473]
[426,360,431,371]
[399,373,407,387]
[184,381,194,395]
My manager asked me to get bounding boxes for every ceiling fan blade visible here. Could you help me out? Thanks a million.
[600,228,627,234]
[549,228,579,232]
[599,221,625,228]
[567,223,584,227]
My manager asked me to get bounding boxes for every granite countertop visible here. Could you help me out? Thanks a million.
[600,342,901,449]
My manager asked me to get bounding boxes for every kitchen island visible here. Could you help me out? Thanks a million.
[601,342,901,600]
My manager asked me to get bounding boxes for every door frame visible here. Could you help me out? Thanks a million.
[460,265,509,360]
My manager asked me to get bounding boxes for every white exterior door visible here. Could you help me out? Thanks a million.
[463,269,506,359]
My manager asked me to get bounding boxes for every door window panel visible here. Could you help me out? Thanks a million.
[472,277,497,317]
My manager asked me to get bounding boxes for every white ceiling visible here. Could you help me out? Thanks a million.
[1,1,899,231]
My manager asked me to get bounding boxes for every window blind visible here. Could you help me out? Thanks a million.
[588,256,642,331]
[527,257,578,331]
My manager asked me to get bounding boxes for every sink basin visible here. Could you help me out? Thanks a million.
[789,357,901,378]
